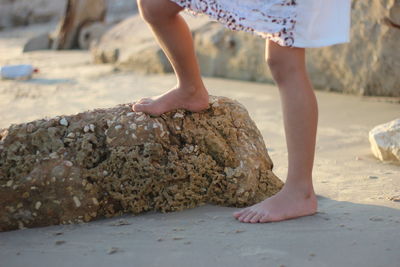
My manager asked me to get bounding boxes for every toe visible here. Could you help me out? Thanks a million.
[249,212,264,223]
[132,103,147,112]
[233,208,249,218]
[241,211,257,223]
[237,209,253,221]
[132,103,163,116]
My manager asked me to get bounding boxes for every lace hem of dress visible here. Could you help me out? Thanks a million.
[169,0,297,47]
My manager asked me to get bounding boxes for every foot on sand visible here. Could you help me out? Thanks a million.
[132,85,210,116]
[233,184,318,223]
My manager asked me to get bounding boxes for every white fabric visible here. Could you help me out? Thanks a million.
[170,0,351,48]
[170,0,299,46]
[294,0,352,47]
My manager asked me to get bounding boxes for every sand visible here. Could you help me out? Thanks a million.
[0,23,399,267]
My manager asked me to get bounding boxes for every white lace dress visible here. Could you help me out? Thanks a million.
[169,0,351,48]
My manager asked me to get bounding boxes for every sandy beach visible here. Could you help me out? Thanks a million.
[0,23,399,267]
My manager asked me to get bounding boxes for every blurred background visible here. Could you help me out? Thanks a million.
[1,0,399,97]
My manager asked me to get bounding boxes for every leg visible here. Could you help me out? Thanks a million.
[233,40,318,223]
[132,0,209,116]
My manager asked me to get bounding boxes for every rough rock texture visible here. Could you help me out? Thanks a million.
[369,118,400,164]
[92,1,400,96]
[0,96,283,232]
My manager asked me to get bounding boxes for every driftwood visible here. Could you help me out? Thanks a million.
[52,0,107,49]
[0,96,283,232]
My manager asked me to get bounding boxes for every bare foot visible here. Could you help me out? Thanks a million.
[232,184,318,223]
[132,85,210,116]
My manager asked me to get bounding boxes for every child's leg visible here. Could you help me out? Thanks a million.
[132,0,209,116]
[233,40,318,223]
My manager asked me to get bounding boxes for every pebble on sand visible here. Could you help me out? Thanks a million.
[55,240,66,245]
[107,247,122,254]
[109,219,131,226]
[52,232,63,236]
[369,216,384,222]
[389,195,400,202]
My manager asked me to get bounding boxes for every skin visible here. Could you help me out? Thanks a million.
[134,0,318,223]
[132,0,209,116]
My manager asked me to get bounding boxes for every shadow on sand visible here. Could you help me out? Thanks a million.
[0,196,399,267]
[22,78,75,85]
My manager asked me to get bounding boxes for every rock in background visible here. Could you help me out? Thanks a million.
[51,0,108,50]
[23,33,52,52]
[0,0,66,30]
[307,0,400,97]
[78,22,110,50]
[0,96,283,232]
[369,118,400,164]
[92,0,400,97]
[91,14,210,69]
[0,0,137,30]
[2,0,137,51]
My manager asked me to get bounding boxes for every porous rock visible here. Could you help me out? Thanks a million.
[0,96,283,232]
[369,118,400,163]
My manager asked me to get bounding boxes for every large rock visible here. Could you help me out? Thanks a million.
[369,119,400,164]
[0,96,283,232]
[92,1,400,97]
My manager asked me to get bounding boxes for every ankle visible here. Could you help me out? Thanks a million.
[176,84,208,97]
[177,80,206,91]
[282,180,316,199]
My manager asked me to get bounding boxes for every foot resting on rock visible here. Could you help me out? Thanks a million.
[233,183,318,223]
[132,85,210,116]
